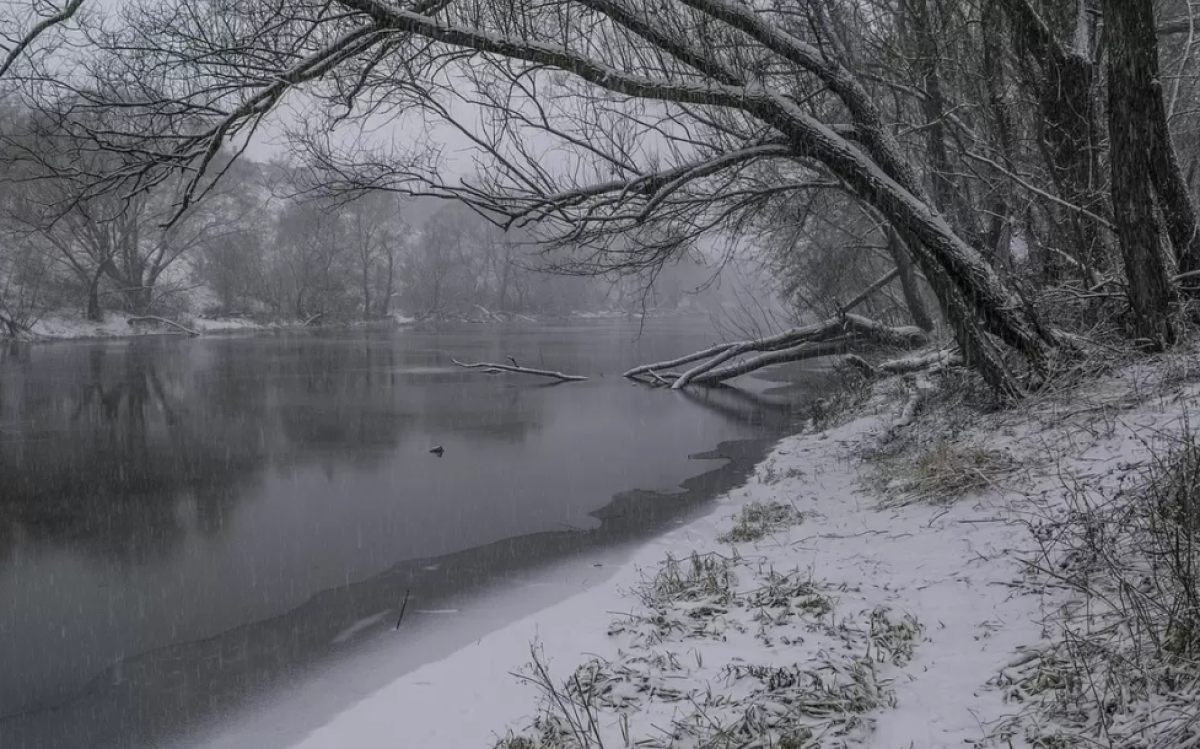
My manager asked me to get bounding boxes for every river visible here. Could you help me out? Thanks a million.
[0,318,816,749]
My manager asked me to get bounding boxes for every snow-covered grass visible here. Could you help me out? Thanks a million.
[256,347,1200,749]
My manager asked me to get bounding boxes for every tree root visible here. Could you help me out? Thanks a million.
[452,358,588,382]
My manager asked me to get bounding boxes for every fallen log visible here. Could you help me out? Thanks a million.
[452,358,588,382]
[127,315,201,336]
[687,340,852,385]
[624,342,740,379]
[627,314,929,389]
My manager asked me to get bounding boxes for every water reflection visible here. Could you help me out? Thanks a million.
[0,321,812,749]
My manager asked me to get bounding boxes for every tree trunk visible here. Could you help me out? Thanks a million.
[1106,0,1179,348]
[1138,3,1200,276]
[1041,52,1103,279]
[86,270,104,322]
[497,258,511,312]
[982,0,1016,272]
[906,0,980,246]
[886,229,934,331]
[362,264,372,318]
[999,0,1104,279]
[378,251,394,316]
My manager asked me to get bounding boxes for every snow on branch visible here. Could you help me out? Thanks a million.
[625,314,929,389]
[0,0,85,79]
[844,348,964,377]
[127,315,201,336]
[452,358,588,382]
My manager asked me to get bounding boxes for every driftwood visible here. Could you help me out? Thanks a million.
[625,314,929,389]
[127,315,201,336]
[452,358,588,382]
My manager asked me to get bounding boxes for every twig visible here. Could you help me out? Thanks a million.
[452,358,588,381]
[395,588,411,629]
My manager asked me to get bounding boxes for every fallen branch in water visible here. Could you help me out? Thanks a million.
[127,315,200,336]
[626,314,928,389]
[452,358,588,382]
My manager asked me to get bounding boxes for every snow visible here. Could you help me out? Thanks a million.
[184,351,1200,749]
[231,393,1053,748]
[29,311,162,339]
[27,310,270,339]
[22,310,417,341]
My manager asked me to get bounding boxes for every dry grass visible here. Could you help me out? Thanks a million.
[867,438,1011,506]
[995,429,1200,748]
[718,501,804,544]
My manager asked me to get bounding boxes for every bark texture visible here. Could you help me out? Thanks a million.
[1105,0,1179,348]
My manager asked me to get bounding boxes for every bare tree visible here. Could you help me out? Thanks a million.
[52,0,1077,395]
[341,190,408,317]
[0,0,85,82]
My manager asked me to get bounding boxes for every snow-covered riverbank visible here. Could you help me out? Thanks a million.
[19,310,418,341]
[216,349,1200,749]
[13,308,662,342]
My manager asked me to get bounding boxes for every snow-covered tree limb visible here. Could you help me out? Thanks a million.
[844,348,963,377]
[627,314,929,389]
[452,358,588,382]
[0,0,85,79]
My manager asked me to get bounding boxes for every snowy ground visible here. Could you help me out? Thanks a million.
[147,359,1141,749]
[179,351,1200,749]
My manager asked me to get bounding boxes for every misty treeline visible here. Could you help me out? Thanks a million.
[0,5,709,332]
[0,136,668,328]
[2,0,1200,394]
[0,117,692,330]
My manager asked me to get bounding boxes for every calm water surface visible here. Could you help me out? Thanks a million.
[0,319,809,748]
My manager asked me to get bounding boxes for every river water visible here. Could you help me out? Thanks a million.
[0,319,813,749]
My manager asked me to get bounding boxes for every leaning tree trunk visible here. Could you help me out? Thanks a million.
[886,228,934,332]
[1151,106,1200,277]
[1105,0,1179,349]
[1137,1,1200,277]
[746,46,1057,388]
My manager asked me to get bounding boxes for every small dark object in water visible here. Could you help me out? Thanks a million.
[429,445,444,457]
[508,356,519,367]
